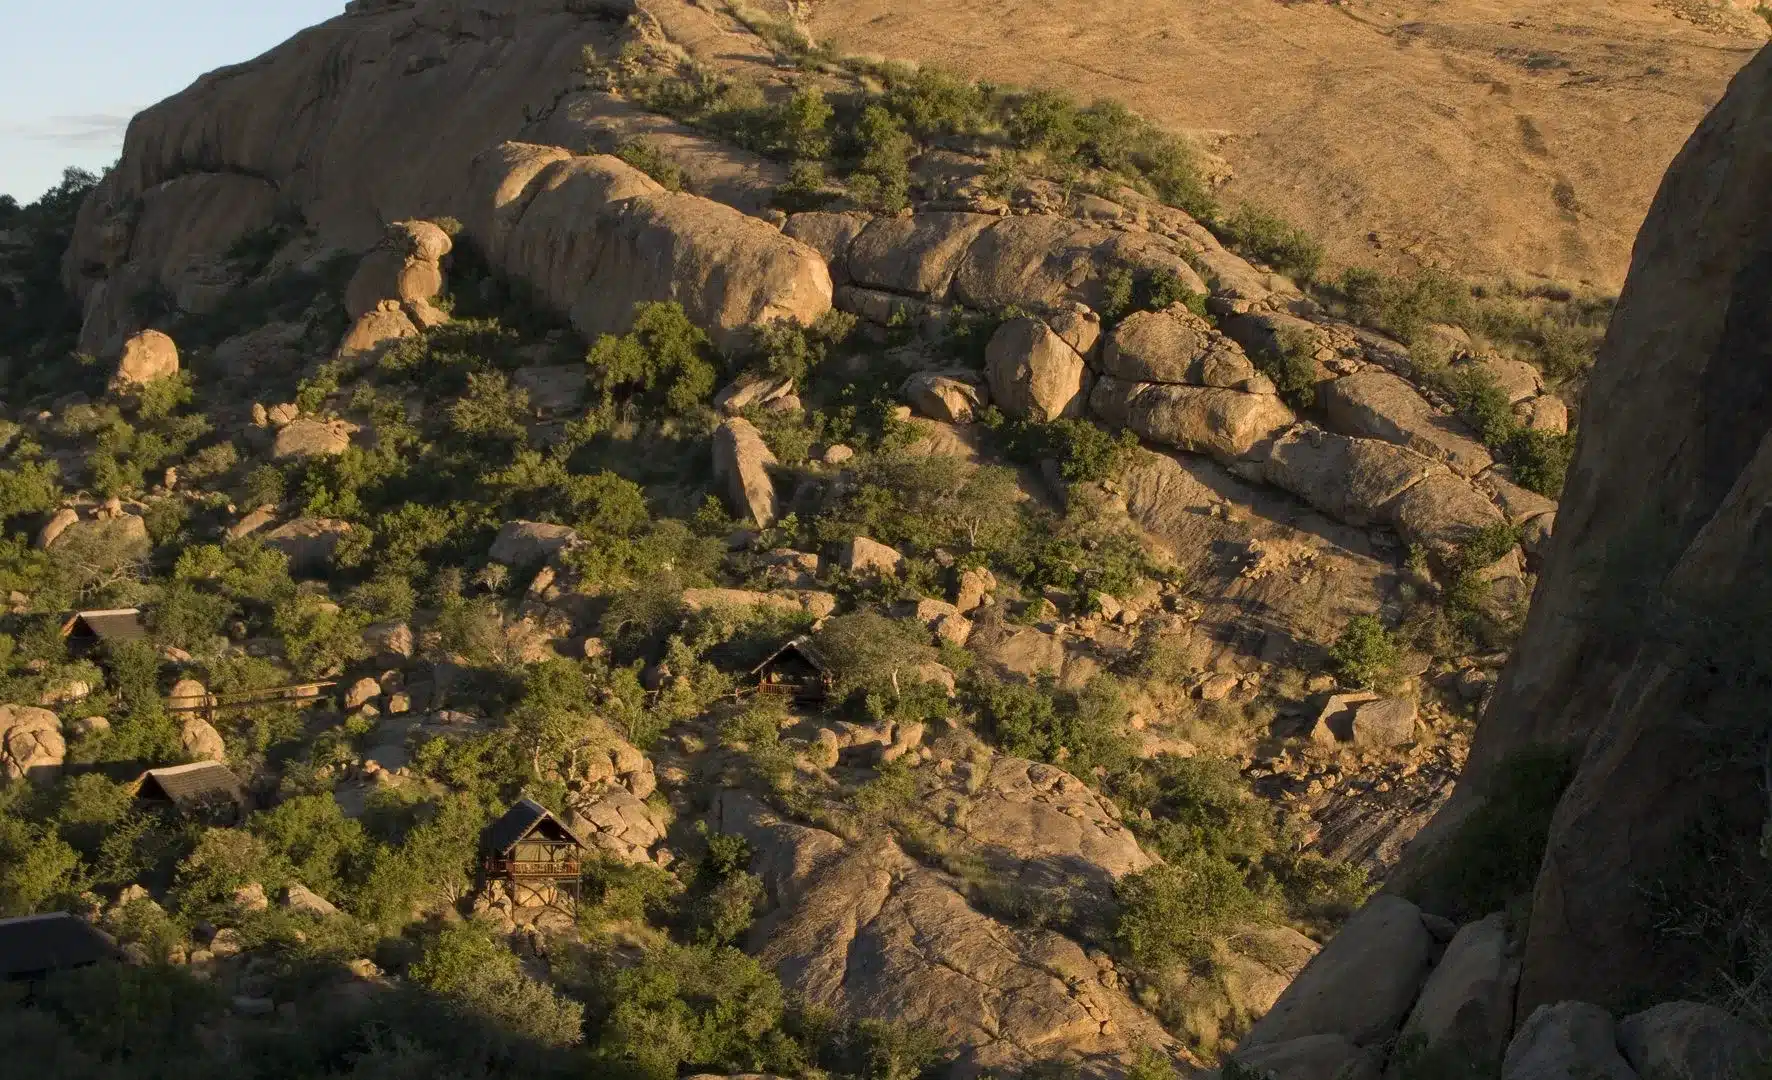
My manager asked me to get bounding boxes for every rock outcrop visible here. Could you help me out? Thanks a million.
[713,417,779,527]
[986,315,1090,421]
[112,329,179,388]
[713,790,1182,1077]
[468,144,831,351]
[63,7,830,357]
[1415,42,1772,1015]
[0,705,66,785]
[263,517,354,575]
[1100,306,1271,392]
[489,520,578,566]
[1241,895,1433,1051]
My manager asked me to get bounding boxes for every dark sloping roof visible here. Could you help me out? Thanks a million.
[0,913,118,980]
[62,608,147,644]
[135,762,245,812]
[750,635,831,678]
[481,798,585,856]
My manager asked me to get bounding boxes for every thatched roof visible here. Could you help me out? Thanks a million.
[749,635,831,678]
[0,913,117,981]
[61,608,147,645]
[134,762,245,814]
[481,798,585,857]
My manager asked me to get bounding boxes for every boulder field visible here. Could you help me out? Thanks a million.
[62,2,1550,590]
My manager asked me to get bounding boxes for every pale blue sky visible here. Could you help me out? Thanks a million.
[0,1,345,202]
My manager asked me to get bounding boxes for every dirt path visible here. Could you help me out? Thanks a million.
[793,0,1764,289]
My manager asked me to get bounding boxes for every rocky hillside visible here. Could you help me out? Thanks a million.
[0,0,1758,1078]
[794,0,1769,290]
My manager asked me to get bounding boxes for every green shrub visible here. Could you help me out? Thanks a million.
[170,827,283,920]
[1126,1046,1184,1080]
[583,855,682,925]
[0,456,62,523]
[1115,851,1264,969]
[410,923,585,1046]
[818,453,1022,558]
[1113,756,1275,866]
[840,1017,952,1080]
[849,104,914,212]
[774,159,833,212]
[1505,427,1572,498]
[1218,203,1323,282]
[686,828,764,946]
[0,167,98,371]
[594,942,797,1080]
[775,86,834,160]
[586,301,719,417]
[720,697,797,790]
[1255,327,1321,410]
[449,370,532,442]
[0,815,79,915]
[616,138,685,191]
[249,793,368,902]
[814,611,938,701]
[985,415,1140,485]
[966,672,1135,779]
[1328,615,1402,691]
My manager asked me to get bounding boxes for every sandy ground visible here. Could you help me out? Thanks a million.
[794,0,1766,289]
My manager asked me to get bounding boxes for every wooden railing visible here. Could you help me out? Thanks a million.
[166,681,338,718]
[484,858,582,879]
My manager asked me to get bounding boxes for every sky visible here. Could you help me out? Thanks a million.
[0,1,345,203]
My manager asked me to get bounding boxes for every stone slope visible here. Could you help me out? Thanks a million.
[793,0,1766,289]
[713,787,1181,1078]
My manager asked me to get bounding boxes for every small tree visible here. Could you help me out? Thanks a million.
[1327,615,1401,691]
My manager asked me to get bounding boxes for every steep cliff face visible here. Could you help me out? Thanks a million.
[1454,42,1772,1014]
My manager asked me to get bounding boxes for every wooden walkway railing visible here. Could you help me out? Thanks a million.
[166,681,338,719]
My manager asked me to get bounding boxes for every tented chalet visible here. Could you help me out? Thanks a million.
[60,608,147,655]
[749,635,832,702]
[134,761,247,823]
[0,913,118,983]
[480,798,587,909]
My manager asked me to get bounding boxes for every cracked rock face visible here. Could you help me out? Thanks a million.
[714,790,1180,1078]
[919,755,1153,943]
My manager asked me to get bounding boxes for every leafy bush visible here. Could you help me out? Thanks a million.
[848,104,915,212]
[818,453,1022,558]
[0,167,98,377]
[0,454,62,523]
[593,942,798,1080]
[0,815,79,915]
[686,828,765,946]
[410,923,586,1046]
[1113,756,1275,866]
[1328,615,1402,691]
[616,138,685,191]
[966,672,1135,778]
[249,793,367,902]
[450,370,532,442]
[1255,328,1320,410]
[586,301,719,417]
[814,611,939,701]
[1217,203,1324,282]
[1115,852,1264,969]
[984,414,1140,485]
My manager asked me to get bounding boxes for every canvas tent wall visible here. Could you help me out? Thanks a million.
[0,913,117,982]
[134,761,246,821]
[61,608,147,653]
